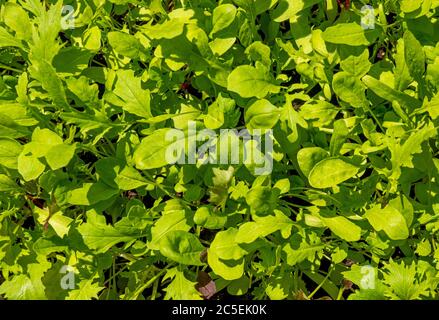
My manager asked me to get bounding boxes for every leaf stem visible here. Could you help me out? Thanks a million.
[131,266,171,299]
[336,286,344,300]
[0,63,23,73]
[307,266,333,300]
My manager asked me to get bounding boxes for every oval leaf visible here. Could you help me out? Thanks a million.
[160,230,205,265]
[245,99,280,129]
[133,128,186,170]
[321,216,361,242]
[365,205,409,240]
[297,147,329,177]
[227,65,279,98]
[322,23,379,46]
[308,157,360,188]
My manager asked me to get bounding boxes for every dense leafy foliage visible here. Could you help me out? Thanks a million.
[1,0,439,300]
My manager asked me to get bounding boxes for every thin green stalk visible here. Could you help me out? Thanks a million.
[151,278,159,300]
[131,266,172,299]
[112,257,117,295]
[364,104,384,132]
[103,264,130,287]
[307,266,333,300]
[0,63,23,73]
[104,137,116,154]
[336,286,344,300]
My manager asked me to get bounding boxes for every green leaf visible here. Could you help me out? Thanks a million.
[141,9,190,39]
[383,260,429,300]
[208,166,235,206]
[265,273,291,300]
[394,39,412,91]
[149,206,191,251]
[35,207,73,238]
[28,60,69,108]
[0,255,50,299]
[1,0,438,302]
[416,239,432,256]
[111,70,151,118]
[207,248,244,281]
[246,186,278,215]
[273,178,290,194]
[0,103,37,127]
[115,166,149,190]
[66,279,104,300]
[27,1,62,61]
[194,206,227,229]
[207,250,244,280]
[425,93,439,119]
[78,211,140,253]
[299,100,338,127]
[297,147,329,177]
[333,72,367,108]
[66,76,99,106]
[400,0,422,13]
[320,215,361,241]
[227,65,280,98]
[342,265,387,300]
[364,204,409,240]
[53,47,92,75]
[388,195,413,227]
[340,49,371,77]
[282,233,324,266]
[209,228,246,261]
[159,230,205,265]
[83,26,101,51]
[245,99,280,129]
[0,174,21,192]
[163,267,202,300]
[272,0,322,22]
[236,210,293,243]
[322,23,379,46]
[209,37,236,56]
[0,275,46,299]
[95,157,149,190]
[362,75,422,111]
[329,119,349,156]
[61,110,117,139]
[388,123,437,182]
[3,3,31,41]
[32,128,63,147]
[17,154,45,181]
[255,0,278,14]
[403,30,425,81]
[211,4,237,36]
[0,113,29,138]
[108,31,143,59]
[204,100,225,129]
[308,157,360,189]
[245,41,271,66]
[133,128,186,170]
[68,182,119,206]
[227,275,250,296]
[45,143,76,170]
[0,26,24,48]
[0,137,22,169]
